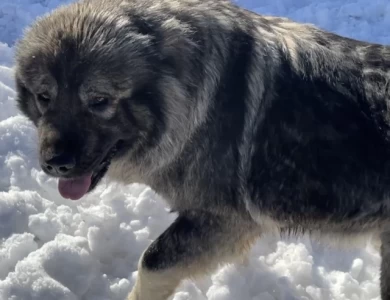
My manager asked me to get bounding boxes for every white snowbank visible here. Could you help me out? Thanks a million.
[0,0,388,299]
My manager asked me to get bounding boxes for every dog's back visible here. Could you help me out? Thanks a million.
[244,17,390,234]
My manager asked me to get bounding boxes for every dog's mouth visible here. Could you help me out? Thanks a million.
[57,141,123,201]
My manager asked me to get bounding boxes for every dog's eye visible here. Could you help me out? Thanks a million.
[37,93,50,104]
[89,97,110,110]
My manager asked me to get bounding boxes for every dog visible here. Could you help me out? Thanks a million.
[13,0,390,299]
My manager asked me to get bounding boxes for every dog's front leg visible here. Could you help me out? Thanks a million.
[127,210,259,300]
[381,231,390,300]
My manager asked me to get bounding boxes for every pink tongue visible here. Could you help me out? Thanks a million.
[58,174,92,200]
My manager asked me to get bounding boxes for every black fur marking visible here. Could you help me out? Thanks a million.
[248,50,390,226]
[364,45,390,70]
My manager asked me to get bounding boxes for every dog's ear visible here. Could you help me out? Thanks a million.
[130,12,200,77]
[159,18,198,56]
[14,73,41,126]
[157,18,200,75]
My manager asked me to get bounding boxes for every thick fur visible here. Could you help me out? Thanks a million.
[13,0,390,299]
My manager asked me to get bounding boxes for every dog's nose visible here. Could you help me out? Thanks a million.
[42,152,76,176]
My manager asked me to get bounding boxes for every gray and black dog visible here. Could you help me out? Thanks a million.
[13,0,390,298]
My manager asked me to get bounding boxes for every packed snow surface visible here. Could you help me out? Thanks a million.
[0,0,389,299]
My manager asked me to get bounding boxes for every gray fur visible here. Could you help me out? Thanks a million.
[13,0,390,299]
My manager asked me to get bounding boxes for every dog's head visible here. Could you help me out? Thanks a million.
[14,1,191,200]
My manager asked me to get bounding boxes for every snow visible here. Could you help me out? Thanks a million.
[0,0,388,299]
